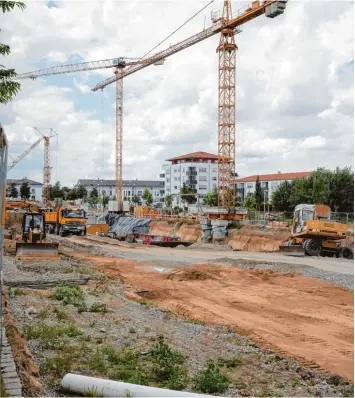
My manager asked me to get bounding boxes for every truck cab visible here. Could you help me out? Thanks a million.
[45,206,87,236]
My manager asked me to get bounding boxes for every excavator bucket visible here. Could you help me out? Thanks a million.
[15,242,59,260]
[279,244,305,257]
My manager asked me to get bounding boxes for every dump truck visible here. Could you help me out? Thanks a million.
[279,204,353,259]
[16,212,59,259]
[44,206,87,236]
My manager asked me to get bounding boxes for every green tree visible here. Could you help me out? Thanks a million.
[20,181,30,199]
[50,181,63,200]
[62,186,71,200]
[142,187,153,205]
[131,195,141,205]
[9,183,18,199]
[254,176,263,210]
[68,187,78,200]
[0,1,26,104]
[243,193,256,210]
[76,184,87,199]
[101,195,109,208]
[88,187,99,205]
[180,183,196,205]
[204,188,218,207]
[328,166,354,212]
[165,194,172,208]
[271,180,293,212]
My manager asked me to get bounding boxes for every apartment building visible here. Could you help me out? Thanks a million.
[76,179,165,207]
[161,152,219,204]
[236,171,312,203]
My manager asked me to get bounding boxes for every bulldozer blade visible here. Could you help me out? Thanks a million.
[279,244,305,257]
[16,242,59,260]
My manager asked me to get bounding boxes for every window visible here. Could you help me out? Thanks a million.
[174,186,178,189]
[138,191,143,197]
[212,177,217,181]
[199,168,207,173]
[212,169,217,172]
[199,185,207,190]
[166,178,170,183]
[247,183,253,189]
[174,177,178,181]
[199,176,207,181]
[110,191,112,196]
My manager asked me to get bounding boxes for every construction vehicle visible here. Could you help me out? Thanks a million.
[44,206,87,236]
[16,213,59,259]
[279,204,353,259]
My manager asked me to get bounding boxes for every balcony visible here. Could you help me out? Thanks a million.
[186,171,197,176]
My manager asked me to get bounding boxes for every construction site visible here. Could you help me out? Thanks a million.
[0,0,354,397]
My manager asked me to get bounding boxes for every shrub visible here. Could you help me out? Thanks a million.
[193,360,229,394]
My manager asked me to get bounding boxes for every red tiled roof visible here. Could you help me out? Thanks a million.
[167,151,219,161]
[236,171,312,183]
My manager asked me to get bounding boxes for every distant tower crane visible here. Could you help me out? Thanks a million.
[16,57,164,210]
[92,0,288,210]
[8,127,57,204]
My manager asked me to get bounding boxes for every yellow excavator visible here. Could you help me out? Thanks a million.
[279,204,353,259]
[15,213,59,259]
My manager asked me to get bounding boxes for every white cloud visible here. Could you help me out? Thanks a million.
[1,0,353,186]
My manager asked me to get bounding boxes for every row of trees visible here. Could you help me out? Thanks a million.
[271,167,354,213]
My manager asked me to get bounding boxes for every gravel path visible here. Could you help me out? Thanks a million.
[212,258,354,291]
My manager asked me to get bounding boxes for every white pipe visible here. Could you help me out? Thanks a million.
[61,374,222,398]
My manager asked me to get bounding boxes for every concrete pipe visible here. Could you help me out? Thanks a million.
[61,373,222,398]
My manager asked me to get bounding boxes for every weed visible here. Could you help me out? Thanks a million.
[79,266,92,275]
[53,307,69,321]
[25,323,82,348]
[292,376,301,387]
[63,267,74,273]
[342,384,354,397]
[83,386,103,397]
[51,284,86,308]
[89,302,108,313]
[41,354,73,377]
[247,340,258,348]
[218,356,243,368]
[327,375,342,386]
[87,349,108,373]
[9,287,24,297]
[185,318,204,325]
[38,308,49,320]
[265,354,283,364]
[193,360,229,395]
[144,326,152,333]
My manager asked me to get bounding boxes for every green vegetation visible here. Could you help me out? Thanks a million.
[193,360,229,394]
[53,307,69,321]
[218,356,243,368]
[271,167,354,212]
[51,284,86,309]
[142,188,153,206]
[8,287,24,297]
[89,302,108,314]
[327,375,341,386]
[38,308,49,320]
[25,323,82,348]
[203,188,218,207]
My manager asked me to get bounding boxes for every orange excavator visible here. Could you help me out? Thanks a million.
[279,204,353,259]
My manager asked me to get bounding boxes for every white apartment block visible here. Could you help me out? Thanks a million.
[161,152,219,205]
[236,171,312,203]
[76,179,165,207]
[6,178,43,201]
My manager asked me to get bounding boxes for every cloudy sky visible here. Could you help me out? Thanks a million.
[1,0,353,186]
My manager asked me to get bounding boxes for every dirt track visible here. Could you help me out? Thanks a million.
[60,241,354,382]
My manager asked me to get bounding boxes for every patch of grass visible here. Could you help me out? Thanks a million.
[292,376,301,387]
[192,360,229,395]
[89,302,108,313]
[87,349,108,374]
[144,326,152,333]
[83,386,102,397]
[9,287,24,297]
[38,308,49,320]
[63,267,74,273]
[185,318,204,325]
[41,354,73,377]
[265,354,283,364]
[51,284,86,309]
[53,307,69,321]
[79,266,93,275]
[25,323,82,348]
[327,375,342,386]
[341,384,354,397]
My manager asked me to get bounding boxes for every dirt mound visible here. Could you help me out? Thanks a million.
[228,226,290,252]
[149,221,201,242]
[166,267,220,281]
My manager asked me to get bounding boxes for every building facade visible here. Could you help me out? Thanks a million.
[6,178,43,201]
[76,179,165,207]
[236,171,312,203]
[162,152,219,204]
